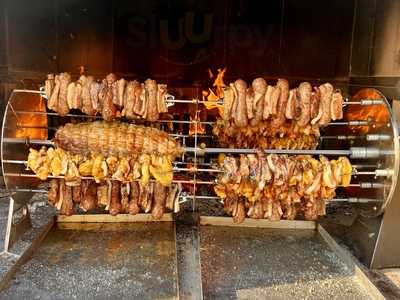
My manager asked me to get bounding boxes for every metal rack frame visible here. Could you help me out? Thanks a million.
[1,87,399,260]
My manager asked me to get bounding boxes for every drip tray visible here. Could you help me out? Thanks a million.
[0,223,178,300]
[200,225,373,299]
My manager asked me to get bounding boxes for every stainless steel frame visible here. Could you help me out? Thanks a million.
[1,87,400,268]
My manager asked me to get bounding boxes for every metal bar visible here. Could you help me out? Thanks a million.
[2,138,54,146]
[12,89,43,94]
[2,160,390,177]
[3,197,15,252]
[3,173,215,185]
[10,109,383,127]
[321,134,391,141]
[173,167,222,173]
[180,195,381,203]
[184,147,352,155]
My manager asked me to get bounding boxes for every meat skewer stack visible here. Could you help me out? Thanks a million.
[213,78,344,149]
[214,153,352,223]
[45,73,169,121]
[49,178,182,219]
[27,121,183,187]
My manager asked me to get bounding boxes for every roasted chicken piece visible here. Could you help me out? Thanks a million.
[97,182,109,209]
[128,181,140,215]
[250,78,267,126]
[216,153,352,222]
[122,80,139,119]
[318,83,334,126]
[263,85,274,119]
[145,79,159,121]
[58,72,71,116]
[45,74,55,100]
[72,185,82,203]
[271,78,289,128]
[152,182,166,220]
[285,89,296,119]
[81,76,96,115]
[331,89,344,120]
[48,179,59,205]
[90,81,102,113]
[60,180,74,216]
[149,155,173,187]
[157,84,168,113]
[296,82,312,127]
[223,86,235,121]
[100,74,117,121]
[80,180,97,212]
[120,182,130,213]
[109,181,122,216]
[233,79,248,128]
[48,75,60,111]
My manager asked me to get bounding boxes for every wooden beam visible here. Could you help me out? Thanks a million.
[317,224,384,300]
[199,216,316,230]
[57,213,174,223]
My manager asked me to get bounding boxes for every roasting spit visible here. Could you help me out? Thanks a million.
[1,84,399,268]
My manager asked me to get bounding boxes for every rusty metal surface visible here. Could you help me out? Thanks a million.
[0,222,178,300]
[200,226,372,300]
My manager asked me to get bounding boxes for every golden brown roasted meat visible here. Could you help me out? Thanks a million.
[54,121,182,158]
[45,74,55,100]
[331,89,343,120]
[271,78,289,128]
[81,76,96,115]
[233,79,248,128]
[128,181,140,215]
[263,85,274,119]
[246,87,254,120]
[217,153,352,222]
[109,181,122,216]
[133,83,145,116]
[48,75,60,111]
[310,86,321,123]
[80,180,97,212]
[145,79,159,121]
[116,78,126,108]
[123,81,139,119]
[120,183,130,213]
[318,83,334,126]
[233,199,245,223]
[152,182,166,220]
[60,181,74,216]
[58,72,71,116]
[90,81,101,113]
[48,179,59,205]
[72,185,82,203]
[157,84,168,113]
[223,86,235,121]
[250,78,267,126]
[101,74,117,121]
[285,89,296,120]
[296,82,312,127]
[97,182,109,208]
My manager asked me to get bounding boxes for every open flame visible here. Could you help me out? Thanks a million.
[189,115,206,136]
[15,96,48,140]
[346,88,390,134]
[202,68,226,117]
